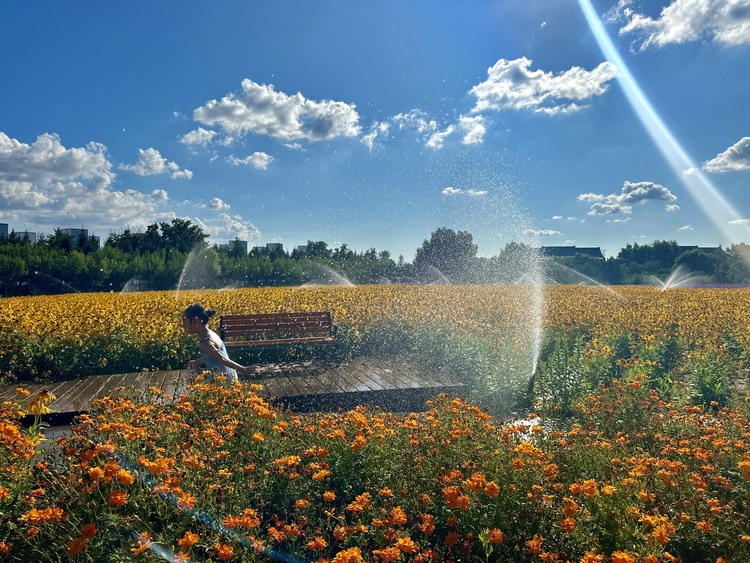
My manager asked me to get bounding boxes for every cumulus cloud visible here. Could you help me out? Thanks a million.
[0,132,174,231]
[208,198,230,211]
[393,110,439,134]
[459,115,486,145]
[523,229,561,236]
[426,126,456,149]
[180,127,217,146]
[227,151,274,170]
[666,204,681,212]
[703,136,750,172]
[193,79,361,143]
[442,187,462,195]
[679,224,694,231]
[194,212,261,243]
[580,180,677,215]
[361,122,391,151]
[613,0,750,49]
[120,148,193,180]
[552,215,563,220]
[469,57,618,115]
[729,218,750,224]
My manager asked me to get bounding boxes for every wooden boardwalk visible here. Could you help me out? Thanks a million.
[1,357,464,422]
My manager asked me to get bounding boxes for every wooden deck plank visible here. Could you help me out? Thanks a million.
[0,356,465,419]
[52,376,106,413]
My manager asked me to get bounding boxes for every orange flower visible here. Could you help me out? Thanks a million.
[580,551,604,563]
[351,434,367,451]
[390,507,408,526]
[215,543,234,560]
[562,497,578,517]
[81,523,97,539]
[569,482,583,495]
[526,535,543,554]
[307,536,327,551]
[131,532,152,556]
[109,491,127,507]
[117,468,136,485]
[88,467,105,481]
[561,518,577,532]
[652,523,675,545]
[67,538,87,555]
[332,547,363,563]
[445,531,459,547]
[323,490,336,502]
[696,520,713,532]
[296,499,309,510]
[484,481,500,498]
[487,528,503,544]
[372,546,401,562]
[582,479,598,497]
[396,536,418,554]
[178,531,199,549]
[379,487,395,498]
[738,460,750,481]
[252,432,264,443]
[610,551,636,563]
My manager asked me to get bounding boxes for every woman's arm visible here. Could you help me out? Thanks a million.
[199,339,257,375]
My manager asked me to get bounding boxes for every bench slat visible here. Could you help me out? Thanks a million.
[219,312,336,351]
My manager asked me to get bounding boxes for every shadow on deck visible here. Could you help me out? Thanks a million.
[1,356,465,424]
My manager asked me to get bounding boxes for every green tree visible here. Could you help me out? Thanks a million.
[414,228,478,283]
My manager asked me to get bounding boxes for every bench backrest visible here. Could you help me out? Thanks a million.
[220,312,333,342]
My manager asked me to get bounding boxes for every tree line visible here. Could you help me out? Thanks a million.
[1,221,750,296]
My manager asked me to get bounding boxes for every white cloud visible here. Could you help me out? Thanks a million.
[193,79,361,143]
[703,136,750,172]
[666,204,681,212]
[615,0,750,49]
[284,142,304,150]
[208,198,230,211]
[120,148,193,180]
[392,110,438,134]
[552,215,563,220]
[470,57,618,115]
[180,127,217,146]
[227,151,275,170]
[442,186,488,197]
[523,229,561,236]
[729,218,750,224]
[580,180,677,216]
[360,122,391,151]
[194,212,261,243]
[683,166,697,176]
[608,217,632,223]
[459,115,486,145]
[426,125,456,149]
[678,224,694,231]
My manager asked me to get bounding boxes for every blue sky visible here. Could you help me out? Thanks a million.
[1,0,749,259]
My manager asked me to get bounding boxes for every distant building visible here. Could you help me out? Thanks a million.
[540,246,605,259]
[266,242,284,253]
[0,223,7,239]
[20,231,37,244]
[295,245,307,254]
[60,227,88,238]
[219,240,248,254]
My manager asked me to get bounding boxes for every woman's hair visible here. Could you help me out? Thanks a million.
[183,304,216,325]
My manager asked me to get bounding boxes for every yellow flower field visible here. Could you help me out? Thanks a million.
[2,285,749,343]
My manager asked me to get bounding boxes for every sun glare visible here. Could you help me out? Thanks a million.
[578,0,750,248]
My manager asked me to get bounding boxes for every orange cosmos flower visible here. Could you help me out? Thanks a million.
[131,532,152,556]
[109,491,127,507]
[582,479,598,497]
[252,432,264,443]
[561,518,577,532]
[88,467,105,481]
[81,523,97,539]
[484,481,500,497]
[323,490,336,502]
[178,531,199,549]
[738,460,750,481]
[562,497,578,517]
[610,551,636,563]
[332,547,364,563]
[696,520,713,532]
[487,528,503,544]
[67,538,87,555]
[307,536,327,551]
[296,499,309,510]
[580,551,604,563]
[215,543,233,560]
[372,546,401,562]
[526,535,543,554]
[569,482,584,495]
[351,434,367,451]
[117,468,135,485]
[396,536,418,554]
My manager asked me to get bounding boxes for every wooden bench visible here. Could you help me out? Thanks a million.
[219,311,337,352]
